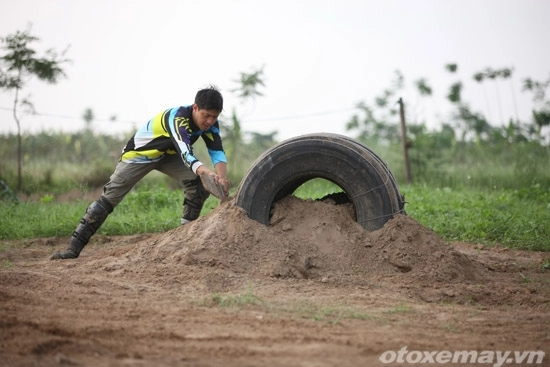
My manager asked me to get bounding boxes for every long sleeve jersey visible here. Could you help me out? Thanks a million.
[120,106,226,174]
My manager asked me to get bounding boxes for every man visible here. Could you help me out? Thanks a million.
[51,85,229,260]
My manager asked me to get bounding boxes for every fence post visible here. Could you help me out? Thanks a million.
[398,98,413,184]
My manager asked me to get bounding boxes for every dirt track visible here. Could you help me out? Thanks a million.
[1,197,549,366]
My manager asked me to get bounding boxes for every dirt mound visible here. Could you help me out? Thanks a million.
[160,196,485,282]
[75,196,510,305]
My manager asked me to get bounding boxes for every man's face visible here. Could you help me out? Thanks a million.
[192,104,220,131]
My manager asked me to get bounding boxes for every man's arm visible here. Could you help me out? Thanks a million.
[200,122,229,195]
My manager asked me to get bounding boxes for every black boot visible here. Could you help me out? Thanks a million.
[51,196,113,260]
[181,177,210,224]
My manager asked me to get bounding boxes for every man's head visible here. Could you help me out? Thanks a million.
[192,85,223,131]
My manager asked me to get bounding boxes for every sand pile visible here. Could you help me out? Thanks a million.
[101,196,486,290]
[72,195,550,306]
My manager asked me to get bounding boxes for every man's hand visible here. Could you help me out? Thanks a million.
[199,171,228,200]
[218,178,230,197]
[197,165,229,199]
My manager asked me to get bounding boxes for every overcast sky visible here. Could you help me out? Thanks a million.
[1,0,549,141]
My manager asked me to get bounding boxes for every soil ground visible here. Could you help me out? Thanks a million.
[1,196,549,367]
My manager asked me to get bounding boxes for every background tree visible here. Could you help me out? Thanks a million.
[0,25,69,191]
[82,107,94,133]
[473,71,492,124]
[346,69,403,143]
[522,75,550,142]
[444,63,490,142]
[221,65,271,183]
[414,78,432,96]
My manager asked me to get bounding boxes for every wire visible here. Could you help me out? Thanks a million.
[251,107,354,122]
[0,106,135,124]
[0,105,356,125]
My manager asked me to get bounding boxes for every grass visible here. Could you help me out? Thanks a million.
[0,180,549,251]
[385,302,414,314]
[0,184,219,239]
[198,288,377,325]
[201,288,265,308]
[402,183,550,251]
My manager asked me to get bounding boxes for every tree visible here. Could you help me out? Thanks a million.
[345,70,403,143]
[415,78,432,96]
[473,71,493,124]
[484,67,505,125]
[82,107,95,133]
[447,82,462,103]
[231,65,266,100]
[445,63,458,73]
[523,76,550,142]
[222,65,269,181]
[0,25,69,191]
[445,63,491,142]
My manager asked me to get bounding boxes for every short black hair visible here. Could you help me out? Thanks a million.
[195,85,223,112]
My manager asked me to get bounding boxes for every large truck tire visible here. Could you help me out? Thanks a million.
[235,133,405,231]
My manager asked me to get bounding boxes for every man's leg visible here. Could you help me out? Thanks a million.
[156,154,210,225]
[51,161,154,260]
[181,176,210,224]
[50,196,113,259]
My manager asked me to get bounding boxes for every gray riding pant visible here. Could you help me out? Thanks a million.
[101,153,209,221]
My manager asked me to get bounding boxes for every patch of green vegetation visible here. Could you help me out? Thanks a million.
[403,184,550,251]
[201,288,265,308]
[519,273,531,284]
[197,290,377,325]
[294,178,342,200]
[0,185,219,239]
[385,302,414,314]
[2,259,15,268]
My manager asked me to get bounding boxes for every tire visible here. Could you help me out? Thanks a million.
[235,133,405,231]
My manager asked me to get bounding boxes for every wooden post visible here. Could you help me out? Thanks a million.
[398,98,413,184]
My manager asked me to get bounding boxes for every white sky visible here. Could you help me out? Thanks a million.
[0,0,549,141]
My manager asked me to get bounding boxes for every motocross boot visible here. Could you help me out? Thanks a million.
[50,196,113,260]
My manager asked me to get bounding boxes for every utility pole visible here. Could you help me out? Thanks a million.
[398,98,413,184]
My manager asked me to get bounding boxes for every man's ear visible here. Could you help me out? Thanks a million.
[192,103,198,112]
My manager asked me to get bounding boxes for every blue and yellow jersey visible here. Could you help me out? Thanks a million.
[120,106,226,174]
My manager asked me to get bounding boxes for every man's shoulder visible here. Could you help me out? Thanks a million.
[173,105,192,117]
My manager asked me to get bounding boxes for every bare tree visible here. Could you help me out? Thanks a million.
[0,25,69,191]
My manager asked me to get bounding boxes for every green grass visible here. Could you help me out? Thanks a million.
[403,183,550,251]
[1,182,549,251]
[200,288,265,308]
[198,289,377,325]
[0,185,219,239]
[385,302,414,314]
